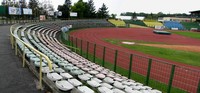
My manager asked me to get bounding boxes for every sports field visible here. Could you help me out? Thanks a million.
[70,28,200,93]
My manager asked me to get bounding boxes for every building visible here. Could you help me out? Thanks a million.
[158,17,196,22]
[190,10,200,18]
[190,10,200,22]
[116,16,132,20]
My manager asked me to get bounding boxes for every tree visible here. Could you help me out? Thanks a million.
[19,0,27,8]
[85,0,96,18]
[57,0,71,19]
[71,0,86,18]
[28,0,39,18]
[110,14,116,19]
[97,3,109,18]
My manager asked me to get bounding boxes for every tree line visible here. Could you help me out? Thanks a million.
[1,0,109,19]
[120,12,190,20]
[57,0,109,19]
[1,0,54,19]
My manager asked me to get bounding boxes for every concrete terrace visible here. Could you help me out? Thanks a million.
[0,25,42,93]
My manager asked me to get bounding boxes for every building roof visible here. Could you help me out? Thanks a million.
[190,10,200,13]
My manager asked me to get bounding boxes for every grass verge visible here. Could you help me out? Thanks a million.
[104,39,200,67]
[172,31,200,40]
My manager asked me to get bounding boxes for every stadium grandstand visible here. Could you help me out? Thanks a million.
[124,20,147,27]
[190,10,200,20]
[181,22,200,30]
[108,19,126,27]
[143,20,163,28]
[1,0,200,93]
[163,21,185,30]
[7,19,162,93]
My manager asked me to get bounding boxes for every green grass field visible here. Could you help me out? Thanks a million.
[105,39,200,67]
[172,31,200,40]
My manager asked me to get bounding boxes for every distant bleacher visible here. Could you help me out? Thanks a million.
[108,19,126,27]
[181,22,200,30]
[163,21,184,30]
[124,20,147,27]
[39,19,114,30]
[143,21,163,28]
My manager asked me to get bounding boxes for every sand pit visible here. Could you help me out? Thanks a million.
[122,42,135,45]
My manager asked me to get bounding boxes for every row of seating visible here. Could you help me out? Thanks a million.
[124,20,147,27]
[108,19,126,27]
[181,22,200,30]
[12,20,162,93]
[163,21,185,30]
[143,21,163,28]
[38,19,114,31]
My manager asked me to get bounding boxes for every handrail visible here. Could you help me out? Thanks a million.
[10,24,52,90]
[62,44,80,53]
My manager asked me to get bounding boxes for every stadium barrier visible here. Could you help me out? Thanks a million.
[10,25,53,89]
[66,34,200,93]
[0,19,56,25]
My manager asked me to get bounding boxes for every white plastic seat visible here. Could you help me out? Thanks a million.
[58,62,68,67]
[51,63,59,68]
[103,77,114,84]
[34,61,47,67]
[42,66,54,73]
[139,90,150,93]
[113,81,125,89]
[55,80,74,91]
[100,83,113,89]
[87,80,100,88]
[77,86,94,93]
[68,79,82,87]
[70,69,85,75]
[96,67,104,71]
[113,77,123,82]
[107,73,115,78]
[91,78,102,83]
[78,74,91,81]
[122,81,135,86]
[89,70,99,75]
[64,65,79,71]
[76,64,85,68]
[82,67,91,71]
[131,90,142,93]
[131,85,142,90]
[124,86,134,93]
[98,87,113,93]
[112,88,125,93]
[30,57,40,62]
[84,73,93,78]
[47,73,63,81]
[60,73,73,79]
[95,73,105,79]
[54,67,65,73]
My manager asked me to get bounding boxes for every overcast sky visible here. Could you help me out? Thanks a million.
[52,0,200,15]
[1,0,200,15]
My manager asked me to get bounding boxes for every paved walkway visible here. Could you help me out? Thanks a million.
[0,25,42,93]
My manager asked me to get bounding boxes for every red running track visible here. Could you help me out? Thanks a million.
[70,28,200,93]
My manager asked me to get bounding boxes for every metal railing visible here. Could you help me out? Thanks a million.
[10,25,52,90]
